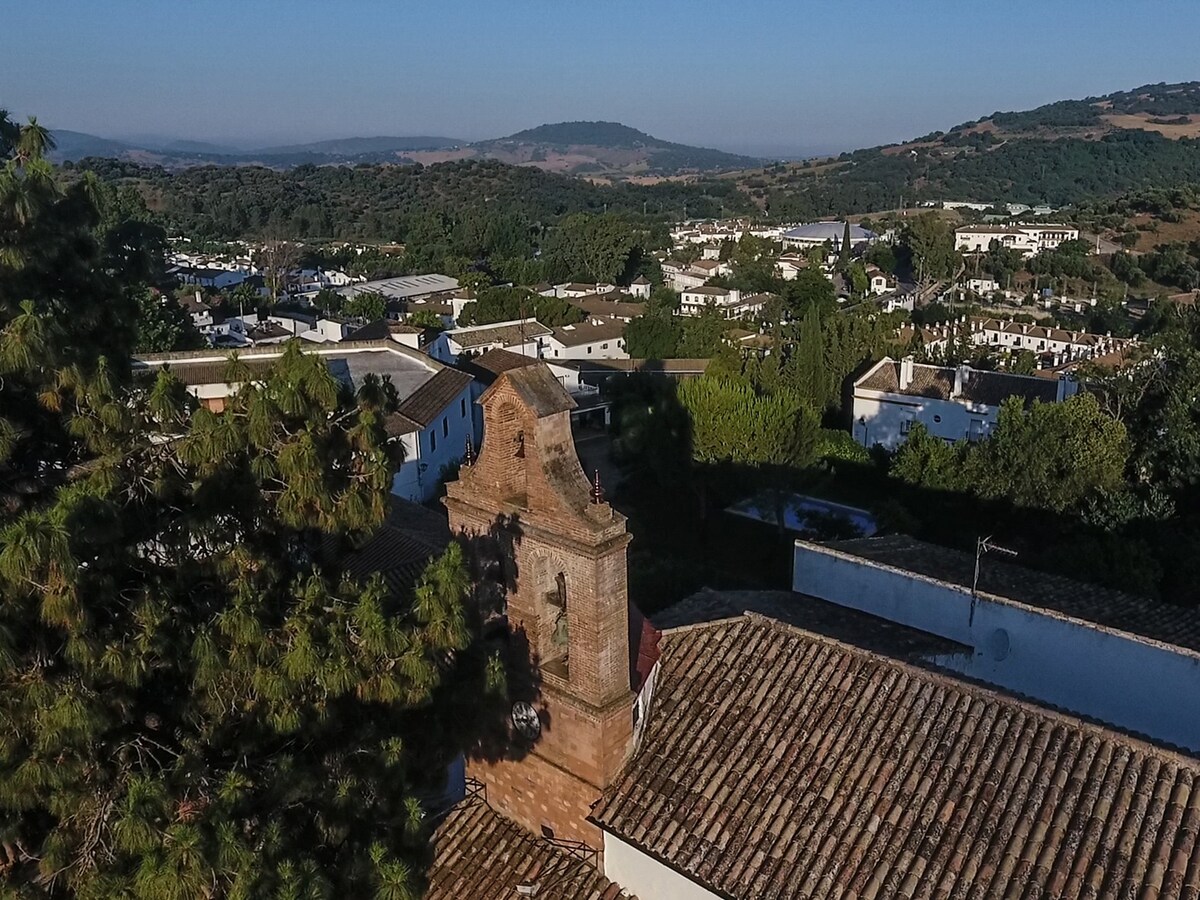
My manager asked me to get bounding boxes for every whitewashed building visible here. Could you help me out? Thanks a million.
[851,355,1077,449]
[955,224,1080,257]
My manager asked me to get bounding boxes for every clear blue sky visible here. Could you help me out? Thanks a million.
[3,0,1199,156]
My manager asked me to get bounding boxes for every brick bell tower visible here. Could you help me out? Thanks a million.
[444,364,635,850]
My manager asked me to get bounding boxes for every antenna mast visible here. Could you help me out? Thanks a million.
[970,535,1018,625]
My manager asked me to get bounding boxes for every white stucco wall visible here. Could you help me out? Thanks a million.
[603,834,718,900]
[390,383,474,502]
[792,543,1200,752]
[852,390,996,449]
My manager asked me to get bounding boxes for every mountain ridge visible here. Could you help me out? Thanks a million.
[46,120,760,176]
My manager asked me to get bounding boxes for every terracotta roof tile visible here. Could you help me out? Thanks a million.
[592,612,1200,899]
[394,367,473,427]
[857,360,1059,405]
[429,797,632,899]
[457,347,539,384]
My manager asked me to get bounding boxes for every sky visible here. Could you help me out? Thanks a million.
[4,0,1200,158]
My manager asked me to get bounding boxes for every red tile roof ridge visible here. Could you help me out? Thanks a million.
[735,610,1200,766]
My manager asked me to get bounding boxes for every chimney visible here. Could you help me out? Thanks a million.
[899,355,915,390]
[952,363,971,398]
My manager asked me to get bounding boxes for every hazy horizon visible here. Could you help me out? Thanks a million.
[5,0,1200,159]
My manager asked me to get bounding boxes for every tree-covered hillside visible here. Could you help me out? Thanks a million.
[76,157,754,242]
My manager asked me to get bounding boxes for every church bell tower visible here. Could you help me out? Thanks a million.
[444,364,636,850]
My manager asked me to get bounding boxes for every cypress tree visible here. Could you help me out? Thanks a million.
[0,113,491,898]
[838,220,852,270]
[787,304,829,410]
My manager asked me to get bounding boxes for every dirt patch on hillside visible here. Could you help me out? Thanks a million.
[1127,211,1200,252]
[1102,113,1200,138]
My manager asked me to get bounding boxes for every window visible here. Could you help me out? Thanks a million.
[587,346,593,354]
[430,430,437,452]
[602,342,609,350]
[442,417,449,438]
[932,415,942,423]
[901,418,914,434]
[460,398,466,417]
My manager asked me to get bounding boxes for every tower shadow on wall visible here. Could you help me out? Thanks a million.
[450,511,550,765]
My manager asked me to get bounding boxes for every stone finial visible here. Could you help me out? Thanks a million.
[590,469,604,505]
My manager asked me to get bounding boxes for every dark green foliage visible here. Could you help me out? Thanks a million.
[71,158,754,244]
[456,286,583,328]
[0,114,494,898]
[344,289,388,322]
[786,305,828,409]
[625,315,681,359]
[677,375,819,468]
[132,288,204,352]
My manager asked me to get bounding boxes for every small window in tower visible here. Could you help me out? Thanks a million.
[460,397,467,417]
[430,430,437,452]
[443,417,449,438]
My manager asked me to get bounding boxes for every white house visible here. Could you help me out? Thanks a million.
[967,317,1134,369]
[851,355,1077,449]
[678,285,741,317]
[954,224,1080,257]
[966,276,1000,294]
[867,268,896,295]
[425,318,552,363]
[775,253,808,281]
[544,316,628,360]
[661,258,731,292]
[131,342,474,503]
[628,275,651,299]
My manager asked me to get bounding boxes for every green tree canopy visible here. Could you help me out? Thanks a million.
[965,393,1128,512]
[0,116,495,898]
[677,375,819,468]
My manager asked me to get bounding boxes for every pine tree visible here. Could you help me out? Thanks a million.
[0,115,491,898]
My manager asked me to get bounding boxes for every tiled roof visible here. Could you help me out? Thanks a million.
[452,321,553,350]
[393,367,472,427]
[856,360,1059,405]
[654,588,967,660]
[551,318,627,348]
[592,612,1200,899]
[339,498,450,599]
[480,364,576,417]
[830,534,1200,654]
[146,358,276,387]
[342,318,430,341]
[428,797,631,900]
[567,294,645,319]
[576,358,710,375]
[457,347,539,384]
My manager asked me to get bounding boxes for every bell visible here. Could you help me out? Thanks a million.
[552,611,569,648]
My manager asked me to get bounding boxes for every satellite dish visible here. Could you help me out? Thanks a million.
[511,701,541,741]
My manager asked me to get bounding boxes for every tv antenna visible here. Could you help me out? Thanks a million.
[970,535,1017,626]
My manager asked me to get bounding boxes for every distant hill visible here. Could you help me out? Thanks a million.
[253,136,464,155]
[736,81,1200,219]
[470,120,760,175]
[44,120,759,177]
[48,130,140,162]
